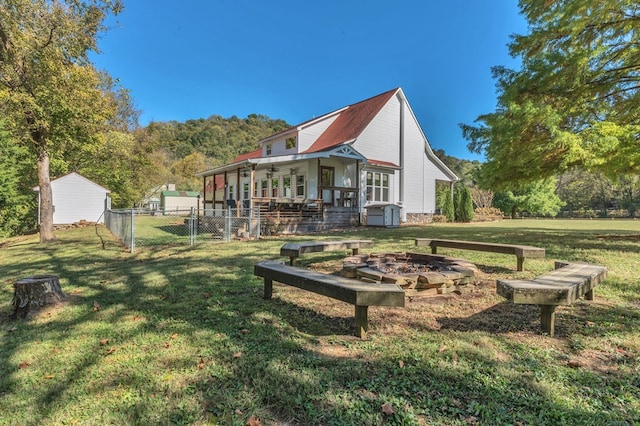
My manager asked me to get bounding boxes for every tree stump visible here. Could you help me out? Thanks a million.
[11,275,65,319]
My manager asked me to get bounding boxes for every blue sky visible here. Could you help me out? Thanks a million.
[92,1,527,161]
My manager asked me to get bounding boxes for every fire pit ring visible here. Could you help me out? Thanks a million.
[341,252,478,296]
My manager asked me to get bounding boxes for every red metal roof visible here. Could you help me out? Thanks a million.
[231,148,262,163]
[204,175,226,191]
[305,88,399,153]
[367,159,399,168]
[227,88,399,160]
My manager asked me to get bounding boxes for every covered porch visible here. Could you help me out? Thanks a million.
[196,147,367,232]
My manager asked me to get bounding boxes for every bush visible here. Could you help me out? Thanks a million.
[454,185,474,222]
[431,214,448,223]
[474,207,504,222]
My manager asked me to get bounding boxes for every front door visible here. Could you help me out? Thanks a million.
[321,166,335,205]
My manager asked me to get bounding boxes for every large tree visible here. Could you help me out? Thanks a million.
[0,0,123,242]
[461,0,640,189]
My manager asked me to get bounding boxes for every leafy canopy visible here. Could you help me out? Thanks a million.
[0,0,126,241]
[462,0,640,189]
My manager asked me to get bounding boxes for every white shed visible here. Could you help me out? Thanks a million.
[33,172,111,224]
[160,190,201,214]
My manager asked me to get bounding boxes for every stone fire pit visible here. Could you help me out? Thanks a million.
[341,252,478,296]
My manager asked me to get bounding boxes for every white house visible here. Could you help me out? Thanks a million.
[33,172,111,224]
[196,88,457,230]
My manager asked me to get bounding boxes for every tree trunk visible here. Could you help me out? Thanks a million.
[11,275,65,319]
[37,150,56,243]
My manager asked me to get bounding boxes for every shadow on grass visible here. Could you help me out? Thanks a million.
[0,224,639,424]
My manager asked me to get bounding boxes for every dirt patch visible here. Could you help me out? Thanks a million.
[283,261,636,380]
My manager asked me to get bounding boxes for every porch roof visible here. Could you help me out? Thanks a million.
[195,145,368,177]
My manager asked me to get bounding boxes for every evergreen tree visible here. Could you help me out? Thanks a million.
[442,188,455,222]
[453,184,463,222]
[462,0,640,188]
[455,185,474,222]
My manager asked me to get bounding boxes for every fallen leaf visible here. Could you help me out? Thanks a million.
[381,402,395,416]
[93,301,100,311]
[233,351,243,359]
[240,329,250,334]
[246,416,262,426]
[133,315,143,321]
[44,375,55,380]
[170,333,179,339]
[203,292,212,299]
[451,398,464,409]
[615,347,632,357]
[234,409,243,416]
[567,360,584,368]
[99,339,109,345]
[18,361,30,369]
[105,347,117,355]
[465,415,479,425]
[197,357,206,369]
[398,360,404,368]
[7,326,17,333]
[438,345,448,353]
[164,342,171,348]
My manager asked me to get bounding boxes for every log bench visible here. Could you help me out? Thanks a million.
[281,240,374,266]
[254,260,405,338]
[414,238,545,271]
[497,261,607,336]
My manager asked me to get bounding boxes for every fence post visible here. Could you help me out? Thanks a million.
[189,207,196,246]
[130,208,135,253]
[225,207,231,241]
[256,207,261,239]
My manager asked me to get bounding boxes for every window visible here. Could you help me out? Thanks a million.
[296,174,305,198]
[366,171,390,202]
[283,176,292,197]
[266,144,272,155]
[254,181,258,197]
[271,177,279,197]
[286,136,297,149]
[243,183,249,200]
[261,179,268,197]
[228,185,234,200]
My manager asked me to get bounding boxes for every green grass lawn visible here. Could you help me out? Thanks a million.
[0,220,639,425]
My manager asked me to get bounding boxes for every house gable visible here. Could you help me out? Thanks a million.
[305,88,398,153]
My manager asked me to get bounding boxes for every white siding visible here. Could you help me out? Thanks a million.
[50,173,109,224]
[298,114,340,152]
[163,196,198,213]
[400,99,453,215]
[267,134,296,156]
[352,95,401,166]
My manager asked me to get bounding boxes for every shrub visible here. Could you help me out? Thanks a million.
[431,214,448,223]
[474,207,504,222]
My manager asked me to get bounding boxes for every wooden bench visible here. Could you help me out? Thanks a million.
[254,260,405,338]
[414,238,545,271]
[281,240,374,266]
[497,261,607,336]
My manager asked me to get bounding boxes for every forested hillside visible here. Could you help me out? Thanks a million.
[133,114,290,192]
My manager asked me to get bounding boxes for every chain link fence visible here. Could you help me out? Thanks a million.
[104,208,261,252]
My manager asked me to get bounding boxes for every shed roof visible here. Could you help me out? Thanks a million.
[161,190,201,198]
